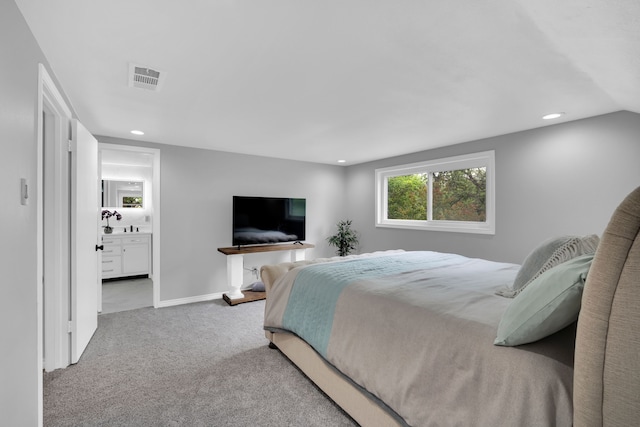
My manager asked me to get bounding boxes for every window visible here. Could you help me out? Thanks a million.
[122,196,143,208]
[375,151,495,234]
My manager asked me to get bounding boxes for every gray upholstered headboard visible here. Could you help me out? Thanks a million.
[574,186,640,426]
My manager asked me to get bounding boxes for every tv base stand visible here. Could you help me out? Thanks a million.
[217,243,315,304]
[222,289,266,306]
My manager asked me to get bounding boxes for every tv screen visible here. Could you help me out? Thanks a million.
[232,196,306,246]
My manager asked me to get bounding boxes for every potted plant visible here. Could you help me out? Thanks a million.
[327,219,359,256]
[101,209,122,234]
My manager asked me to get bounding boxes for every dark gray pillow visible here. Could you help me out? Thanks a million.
[496,234,599,298]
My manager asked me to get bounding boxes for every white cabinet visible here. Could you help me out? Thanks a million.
[101,236,122,279]
[102,234,151,279]
[122,236,150,275]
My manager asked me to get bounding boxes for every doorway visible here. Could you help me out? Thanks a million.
[38,65,102,425]
[98,143,161,312]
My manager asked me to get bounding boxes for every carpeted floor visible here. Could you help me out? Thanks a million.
[44,299,356,426]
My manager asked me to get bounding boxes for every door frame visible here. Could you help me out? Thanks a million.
[41,85,71,372]
[98,143,161,308]
[37,63,73,424]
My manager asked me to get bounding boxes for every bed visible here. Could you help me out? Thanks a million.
[260,187,640,427]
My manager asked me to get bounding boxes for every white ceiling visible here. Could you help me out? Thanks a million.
[16,0,640,165]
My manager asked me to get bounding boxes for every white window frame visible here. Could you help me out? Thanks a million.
[375,150,495,234]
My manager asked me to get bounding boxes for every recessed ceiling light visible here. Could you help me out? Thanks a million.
[337,159,346,163]
[542,112,565,120]
[130,130,144,135]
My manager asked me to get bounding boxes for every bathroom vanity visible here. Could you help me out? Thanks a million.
[101,233,151,279]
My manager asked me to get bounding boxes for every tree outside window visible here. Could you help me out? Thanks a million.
[122,196,143,208]
[387,174,427,220]
[432,168,486,222]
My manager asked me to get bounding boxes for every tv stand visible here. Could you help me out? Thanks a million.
[217,243,315,304]
[234,240,304,250]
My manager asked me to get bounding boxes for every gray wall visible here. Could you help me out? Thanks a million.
[98,137,346,301]
[346,111,640,264]
[99,111,640,302]
[0,1,68,425]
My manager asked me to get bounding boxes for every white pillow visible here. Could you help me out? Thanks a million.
[496,234,599,298]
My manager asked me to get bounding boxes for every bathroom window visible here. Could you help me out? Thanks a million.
[122,196,143,208]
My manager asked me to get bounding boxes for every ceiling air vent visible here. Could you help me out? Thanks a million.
[128,63,165,91]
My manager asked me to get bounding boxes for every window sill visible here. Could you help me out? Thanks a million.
[376,220,495,235]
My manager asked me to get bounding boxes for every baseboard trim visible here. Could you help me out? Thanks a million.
[156,292,225,308]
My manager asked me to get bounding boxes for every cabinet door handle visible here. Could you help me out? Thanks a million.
[103,269,114,272]
[95,244,104,251]
[103,260,113,263]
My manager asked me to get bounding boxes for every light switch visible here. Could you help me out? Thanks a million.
[21,178,29,205]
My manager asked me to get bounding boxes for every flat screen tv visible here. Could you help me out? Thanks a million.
[232,196,306,247]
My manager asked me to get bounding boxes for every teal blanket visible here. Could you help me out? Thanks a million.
[282,251,464,356]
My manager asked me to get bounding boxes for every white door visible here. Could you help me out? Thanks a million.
[70,119,99,364]
[97,149,103,313]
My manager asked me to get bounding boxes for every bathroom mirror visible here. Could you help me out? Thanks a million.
[102,180,144,208]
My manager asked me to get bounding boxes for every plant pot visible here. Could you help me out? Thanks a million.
[104,226,113,234]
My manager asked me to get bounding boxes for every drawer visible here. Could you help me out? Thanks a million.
[122,236,149,245]
[102,245,122,255]
[102,256,122,276]
[101,237,122,246]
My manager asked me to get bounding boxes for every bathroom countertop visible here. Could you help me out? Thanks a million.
[102,230,152,236]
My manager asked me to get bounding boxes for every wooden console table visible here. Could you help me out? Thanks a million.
[218,243,315,305]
